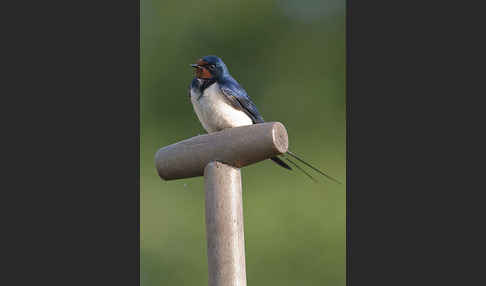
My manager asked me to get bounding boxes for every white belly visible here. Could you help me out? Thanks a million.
[191,82,253,133]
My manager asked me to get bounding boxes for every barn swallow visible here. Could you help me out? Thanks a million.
[189,55,340,183]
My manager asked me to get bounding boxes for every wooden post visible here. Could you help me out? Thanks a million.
[154,122,289,285]
[204,162,246,286]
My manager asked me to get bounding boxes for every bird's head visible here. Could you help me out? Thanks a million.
[191,55,229,80]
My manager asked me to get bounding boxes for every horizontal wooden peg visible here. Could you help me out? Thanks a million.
[155,122,289,180]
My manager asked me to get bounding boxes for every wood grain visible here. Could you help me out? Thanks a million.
[204,162,247,286]
[155,122,288,180]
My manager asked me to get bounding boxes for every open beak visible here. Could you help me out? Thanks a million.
[191,60,211,79]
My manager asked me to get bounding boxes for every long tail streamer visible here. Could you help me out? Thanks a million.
[285,150,342,184]
[282,155,318,183]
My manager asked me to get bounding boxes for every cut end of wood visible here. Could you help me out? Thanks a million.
[154,148,169,181]
[271,122,289,154]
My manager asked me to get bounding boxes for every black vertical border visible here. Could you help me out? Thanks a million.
[3,0,141,285]
[346,0,482,285]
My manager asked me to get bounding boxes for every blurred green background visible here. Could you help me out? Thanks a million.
[141,0,345,285]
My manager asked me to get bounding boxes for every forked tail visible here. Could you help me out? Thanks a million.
[270,150,342,184]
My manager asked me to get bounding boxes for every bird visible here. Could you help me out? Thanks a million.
[188,55,340,183]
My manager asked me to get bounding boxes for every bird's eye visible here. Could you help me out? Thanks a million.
[209,64,216,69]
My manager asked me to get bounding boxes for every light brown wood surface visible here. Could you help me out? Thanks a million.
[155,122,290,285]
[155,122,288,180]
[204,162,247,286]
